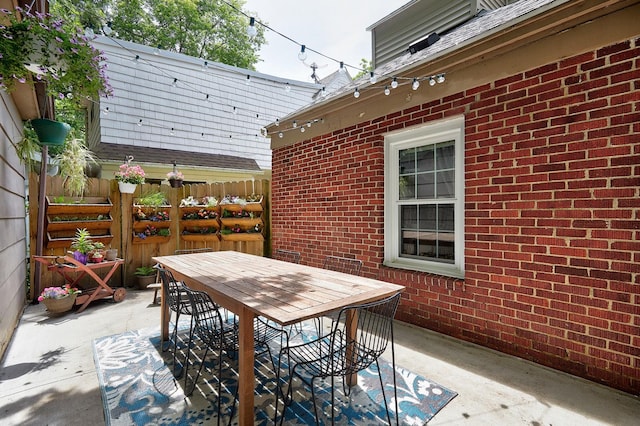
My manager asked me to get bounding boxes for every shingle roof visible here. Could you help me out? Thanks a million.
[93,143,261,171]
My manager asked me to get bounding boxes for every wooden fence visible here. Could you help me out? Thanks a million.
[29,173,270,299]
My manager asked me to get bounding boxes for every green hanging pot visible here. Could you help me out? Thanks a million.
[30,118,71,146]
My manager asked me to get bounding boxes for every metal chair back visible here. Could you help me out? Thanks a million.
[175,247,213,255]
[322,255,362,275]
[273,249,301,264]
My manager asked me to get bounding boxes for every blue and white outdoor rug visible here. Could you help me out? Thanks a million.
[93,323,456,425]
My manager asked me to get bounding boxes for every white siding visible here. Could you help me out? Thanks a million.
[0,91,28,359]
[93,37,321,171]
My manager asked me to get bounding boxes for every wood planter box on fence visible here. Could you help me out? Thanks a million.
[44,196,114,249]
[220,232,264,242]
[132,234,171,245]
[181,233,220,242]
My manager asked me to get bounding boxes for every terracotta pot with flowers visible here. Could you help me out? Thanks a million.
[115,156,145,193]
[0,6,112,114]
[38,284,80,315]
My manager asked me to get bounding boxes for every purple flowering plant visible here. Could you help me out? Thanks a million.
[38,284,80,301]
[0,6,112,102]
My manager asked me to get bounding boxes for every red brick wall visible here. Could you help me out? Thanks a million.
[271,38,640,394]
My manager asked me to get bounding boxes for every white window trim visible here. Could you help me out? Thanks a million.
[383,116,465,278]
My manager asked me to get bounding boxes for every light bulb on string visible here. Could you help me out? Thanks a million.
[298,45,307,61]
[284,82,290,92]
[132,55,140,65]
[369,72,377,84]
[354,87,360,98]
[278,132,283,138]
[247,17,257,38]
[232,106,238,115]
[300,127,305,133]
[153,45,161,55]
[201,132,205,139]
[275,118,280,126]
[170,127,175,136]
[339,62,346,74]
[102,107,109,115]
[437,73,446,83]
[391,77,398,89]
[384,86,390,96]
[171,78,178,87]
[429,76,436,86]
[137,119,143,127]
[321,86,327,97]
[102,22,113,36]
[202,61,209,70]
[292,120,297,128]
[412,78,420,90]
[246,74,251,85]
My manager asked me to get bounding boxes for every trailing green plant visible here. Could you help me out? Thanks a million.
[56,138,97,197]
[0,6,112,103]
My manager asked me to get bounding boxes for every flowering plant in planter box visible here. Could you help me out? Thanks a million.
[0,6,112,102]
[38,284,79,301]
[182,208,218,220]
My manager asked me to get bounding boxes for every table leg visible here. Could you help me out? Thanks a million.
[237,307,256,424]
[345,309,359,387]
[161,282,169,341]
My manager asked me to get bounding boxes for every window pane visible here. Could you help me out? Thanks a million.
[399,175,415,199]
[416,172,434,199]
[436,170,455,198]
[419,204,436,229]
[437,232,455,261]
[401,230,418,256]
[439,204,454,231]
[416,145,434,172]
[401,205,417,229]
[399,147,415,174]
[436,141,455,169]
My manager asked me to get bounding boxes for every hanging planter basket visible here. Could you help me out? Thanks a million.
[118,182,137,194]
[30,119,71,147]
[169,179,184,188]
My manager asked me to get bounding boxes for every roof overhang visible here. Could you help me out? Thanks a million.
[269,0,640,149]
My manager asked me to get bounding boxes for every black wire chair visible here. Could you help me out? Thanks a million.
[272,248,301,264]
[322,255,362,275]
[156,265,193,377]
[316,255,364,335]
[183,286,239,425]
[275,292,402,426]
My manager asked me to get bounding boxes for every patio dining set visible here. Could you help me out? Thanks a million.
[153,250,405,425]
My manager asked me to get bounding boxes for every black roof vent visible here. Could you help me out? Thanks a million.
[408,32,441,54]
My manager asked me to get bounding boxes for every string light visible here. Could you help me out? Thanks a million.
[132,54,140,65]
[202,60,209,70]
[292,120,297,128]
[339,61,346,74]
[437,73,446,83]
[284,82,290,92]
[300,126,305,133]
[429,76,436,86]
[137,119,143,127]
[247,17,257,38]
[102,22,113,36]
[246,74,251,85]
[170,127,175,135]
[412,78,420,90]
[153,45,161,55]
[391,77,398,89]
[171,78,178,87]
[353,87,360,98]
[384,86,390,96]
[102,106,109,115]
[369,72,377,84]
[298,45,307,61]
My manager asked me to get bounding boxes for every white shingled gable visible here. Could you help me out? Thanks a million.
[92,36,322,171]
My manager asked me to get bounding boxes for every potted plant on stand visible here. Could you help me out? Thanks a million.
[135,266,158,290]
[70,228,95,264]
[115,156,145,194]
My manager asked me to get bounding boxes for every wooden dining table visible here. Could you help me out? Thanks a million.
[152,250,404,424]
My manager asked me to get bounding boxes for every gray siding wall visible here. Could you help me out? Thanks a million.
[0,91,28,360]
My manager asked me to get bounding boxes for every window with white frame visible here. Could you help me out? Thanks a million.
[384,116,465,278]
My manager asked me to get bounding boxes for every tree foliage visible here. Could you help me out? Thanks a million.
[53,0,265,70]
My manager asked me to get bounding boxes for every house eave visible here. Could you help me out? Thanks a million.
[269,0,639,150]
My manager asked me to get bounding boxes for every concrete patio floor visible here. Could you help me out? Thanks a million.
[1,289,638,425]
